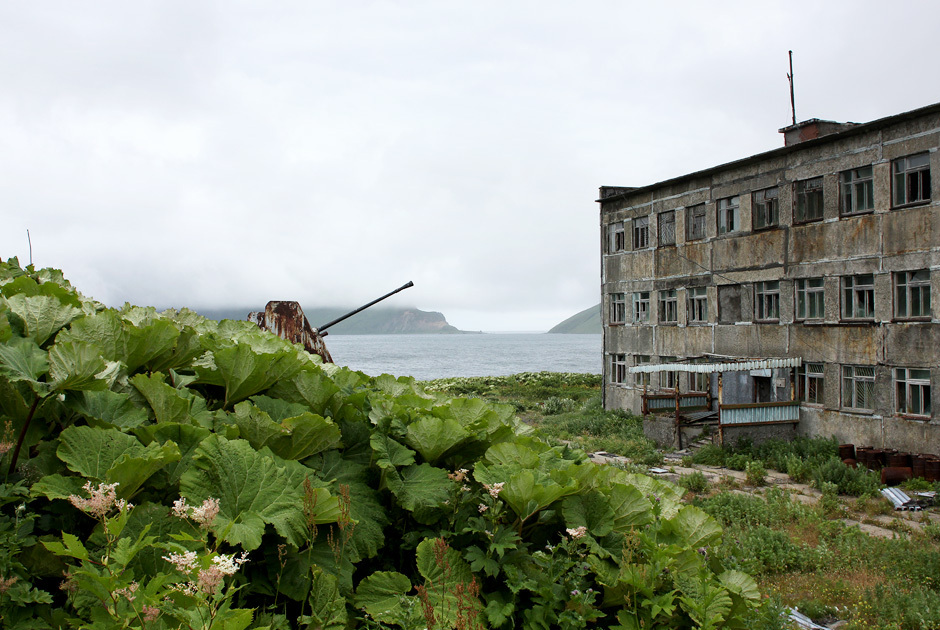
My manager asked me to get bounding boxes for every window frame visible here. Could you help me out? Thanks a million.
[841,274,875,321]
[797,363,825,405]
[895,367,931,417]
[659,289,678,324]
[839,166,874,216]
[634,355,651,389]
[687,203,706,241]
[609,353,628,385]
[659,210,676,246]
[894,269,931,320]
[794,177,824,224]
[632,291,651,324]
[607,221,626,254]
[752,187,779,230]
[892,153,931,208]
[842,364,875,413]
[632,215,650,250]
[795,278,825,321]
[754,280,780,322]
[609,293,626,325]
[659,356,678,391]
[716,196,740,235]
[687,287,708,324]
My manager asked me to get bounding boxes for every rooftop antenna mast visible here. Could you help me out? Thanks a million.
[787,50,796,125]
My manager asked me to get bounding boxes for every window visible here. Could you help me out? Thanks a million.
[632,291,650,323]
[895,368,930,416]
[609,293,626,324]
[797,363,825,404]
[718,284,744,324]
[687,204,706,240]
[659,356,678,390]
[794,177,824,223]
[842,365,875,412]
[659,289,677,323]
[609,354,628,384]
[634,355,651,388]
[753,187,779,229]
[754,281,780,321]
[796,278,825,320]
[840,166,874,215]
[659,210,676,246]
[717,196,739,235]
[688,287,708,323]
[690,368,709,393]
[607,221,625,253]
[893,153,931,207]
[841,274,875,320]
[895,270,931,319]
[633,216,650,249]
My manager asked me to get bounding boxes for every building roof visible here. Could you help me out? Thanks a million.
[597,101,940,204]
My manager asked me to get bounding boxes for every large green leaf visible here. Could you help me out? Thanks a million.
[232,401,342,461]
[488,468,578,524]
[47,341,109,392]
[354,571,412,624]
[180,434,317,549]
[62,309,181,373]
[415,538,480,628]
[4,294,81,345]
[562,489,616,537]
[57,426,146,480]
[370,433,415,470]
[607,483,654,531]
[405,415,469,464]
[0,336,48,385]
[130,372,195,424]
[135,422,210,485]
[106,442,181,497]
[266,369,340,416]
[68,389,149,429]
[664,506,723,549]
[200,343,304,408]
[385,463,450,512]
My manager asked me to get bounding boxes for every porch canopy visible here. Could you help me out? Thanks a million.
[628,357,802,374]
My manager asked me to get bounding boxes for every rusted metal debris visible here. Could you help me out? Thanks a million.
[248,301,334,363]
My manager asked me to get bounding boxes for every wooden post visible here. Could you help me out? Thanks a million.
[717,371,724,446]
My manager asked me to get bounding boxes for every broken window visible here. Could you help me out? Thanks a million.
[796,278,825,320]
[841,274,875,320]
[634,355,651,388]
[752,187,779,229]
[633,215,650,249]
[688,287,708,323]
[632,291,650,323]
[716,196,739,235]
[607,221,626,254]
[609,293,626,324]
[798,363,825,404]
[690,364,710,393]
[659,356,678,390]
[794,177,824,223]
[659,210,676,246]
[754,280,780,321]
[609,353,628,384]
[893,153,931,207]
[895,367,930,416]
[840,166,874,215]
[717,284,744,324]
[687,203,706,240]
[842,365,875,412]
[895,270,931,319]
[659,289,677,323]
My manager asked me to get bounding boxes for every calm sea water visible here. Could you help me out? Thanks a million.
[323,333,601,381]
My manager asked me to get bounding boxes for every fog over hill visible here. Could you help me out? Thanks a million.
[195,305,465,335]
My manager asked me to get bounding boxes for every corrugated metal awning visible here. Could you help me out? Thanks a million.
[628,357,802,374]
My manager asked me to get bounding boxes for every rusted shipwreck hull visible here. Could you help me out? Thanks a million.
[248,281,414,363]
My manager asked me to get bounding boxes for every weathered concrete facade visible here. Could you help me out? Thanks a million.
[599,103,940,454]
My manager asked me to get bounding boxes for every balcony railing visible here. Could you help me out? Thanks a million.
[719,400,800,426]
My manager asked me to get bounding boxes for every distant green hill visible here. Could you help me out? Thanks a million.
[548,304,601,334]
[195,305,464,335]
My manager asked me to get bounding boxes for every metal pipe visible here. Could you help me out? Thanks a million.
[317,281,414,336]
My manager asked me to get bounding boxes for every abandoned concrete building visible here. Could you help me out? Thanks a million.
[598,101,940,454]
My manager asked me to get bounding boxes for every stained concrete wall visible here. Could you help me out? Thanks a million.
[600,104,940,452]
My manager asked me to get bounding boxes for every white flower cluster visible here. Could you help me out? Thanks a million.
[68,482,131,519]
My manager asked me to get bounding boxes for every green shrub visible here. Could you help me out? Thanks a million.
[678,470,709,494]
[691,444,726,466]
[745,460,767,486]
[812,456,881,497]
[542,396,576,415]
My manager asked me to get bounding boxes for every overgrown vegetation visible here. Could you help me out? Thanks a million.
[0,258,761,629]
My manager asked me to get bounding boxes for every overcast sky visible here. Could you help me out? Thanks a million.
[2,1,939,332]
